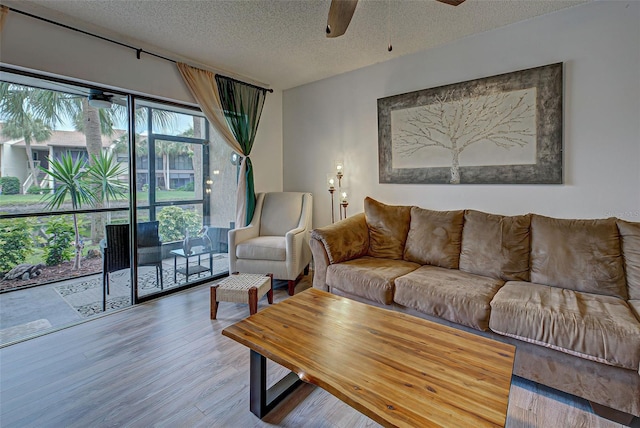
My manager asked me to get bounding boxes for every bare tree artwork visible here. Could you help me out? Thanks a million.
[391,88,536,184]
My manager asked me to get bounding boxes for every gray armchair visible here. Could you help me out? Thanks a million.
[228,192,313,295]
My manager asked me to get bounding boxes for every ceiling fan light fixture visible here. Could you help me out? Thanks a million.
[88,92,112,109]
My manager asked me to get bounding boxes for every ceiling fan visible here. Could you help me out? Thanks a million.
[88,89,126,109]
[325,0,466,38]
[44,81,126,109]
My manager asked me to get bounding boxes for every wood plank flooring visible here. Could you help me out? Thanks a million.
[0,276,635,428]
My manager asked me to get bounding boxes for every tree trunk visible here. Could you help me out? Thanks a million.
[193,117,204,221]
[72,213,83,270]
[163,153,170,190]
[450,149,461,184]
[83,99,105,242]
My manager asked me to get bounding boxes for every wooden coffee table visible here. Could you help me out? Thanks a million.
[222,289,515,427]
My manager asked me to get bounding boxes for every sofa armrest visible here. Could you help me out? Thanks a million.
[310,213,370,290]
[311,212,369,264]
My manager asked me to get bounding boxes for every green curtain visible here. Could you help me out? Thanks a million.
[215,75,268,226]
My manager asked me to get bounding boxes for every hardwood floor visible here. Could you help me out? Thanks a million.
[0,276,635,428]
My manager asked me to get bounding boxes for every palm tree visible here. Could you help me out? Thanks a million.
[40,153,96,270]
[0,82,99,190]
[86,151,127,207]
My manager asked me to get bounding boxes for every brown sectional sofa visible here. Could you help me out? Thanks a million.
[310,197,640,420]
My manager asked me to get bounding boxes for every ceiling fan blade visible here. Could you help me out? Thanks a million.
[110,96,127,107]
[326,0,358,38]
[436,0,466,6]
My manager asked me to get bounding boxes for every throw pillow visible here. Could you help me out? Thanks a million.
[530,214,626,299]
[459,210,531,281]
[403,207,464,269]
[364,197,411,260]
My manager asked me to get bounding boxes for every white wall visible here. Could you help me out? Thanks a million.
[0,8,283,193]
[283,1,640,226]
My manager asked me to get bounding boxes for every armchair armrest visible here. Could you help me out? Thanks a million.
[228,224,259,272]
[285,225,308,274]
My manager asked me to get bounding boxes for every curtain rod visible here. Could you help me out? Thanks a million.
[214,74,273,93]
[6,6,274,94]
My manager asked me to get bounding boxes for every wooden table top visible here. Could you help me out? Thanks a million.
[222,288,515,428]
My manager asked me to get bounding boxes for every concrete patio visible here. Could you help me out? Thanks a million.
[0,254,229,347]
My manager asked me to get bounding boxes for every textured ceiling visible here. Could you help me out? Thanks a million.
[7,0,587,90]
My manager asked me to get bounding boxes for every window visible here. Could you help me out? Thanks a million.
[0,67,237,345]
[170,154,193,170]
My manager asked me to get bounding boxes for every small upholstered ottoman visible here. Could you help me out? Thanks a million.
[210,272,273,319]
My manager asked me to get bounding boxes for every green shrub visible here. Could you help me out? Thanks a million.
[43,217,74,266]
[0,218,34,273]
[157,206,201,242]
[177,182,194,192]
[0,177,21,195]
[27,185,46,195]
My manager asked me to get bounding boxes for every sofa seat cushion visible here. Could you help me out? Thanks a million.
[326,256,420,305]
[490,282,640,372]
[394,266,505,331]
[236,236,286,261]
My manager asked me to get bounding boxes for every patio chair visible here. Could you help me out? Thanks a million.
[101,222,164,311]
[102,224,130,311]
[137,221,164,290]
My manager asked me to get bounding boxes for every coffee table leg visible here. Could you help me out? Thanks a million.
[210,286,219,320]
[267,273,273,304]
[250,350,303,419]
[248,287,258,315]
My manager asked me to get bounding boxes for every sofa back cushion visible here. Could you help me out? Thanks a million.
[459,210,531,281]
[364,197,411,260]
[530,215,626,299]
[618,219,640,300]
[404,207,464,269]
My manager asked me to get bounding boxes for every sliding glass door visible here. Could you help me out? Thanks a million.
[0,66,238,344]
[133,100,234,301]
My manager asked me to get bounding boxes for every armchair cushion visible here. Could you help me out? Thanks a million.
[236,236,286,261]
[260,193,303,236]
